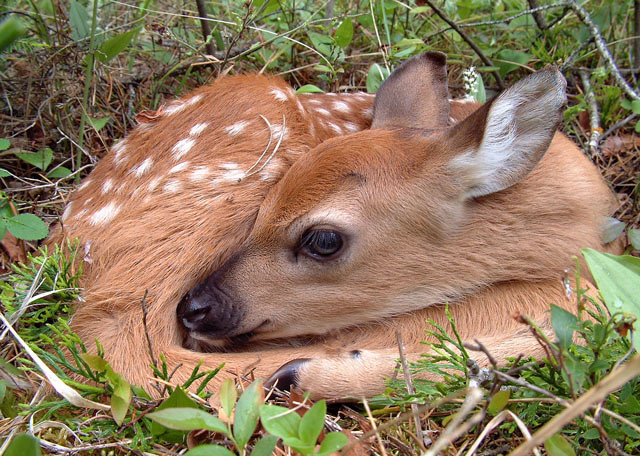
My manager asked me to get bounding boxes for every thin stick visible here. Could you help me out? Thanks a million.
[195,0,216,56]
[579,70,601,157]
[423,0,504,90]
[396,331,426,450]
[362,397,388,456]
[140,290,157,369]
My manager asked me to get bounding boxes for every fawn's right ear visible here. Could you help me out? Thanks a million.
[371,51,451,130]
[446,67,567,199]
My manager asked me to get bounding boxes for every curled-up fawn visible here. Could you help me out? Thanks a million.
[52,52,615,399]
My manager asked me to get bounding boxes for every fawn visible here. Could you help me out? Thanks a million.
[51,52,615,399]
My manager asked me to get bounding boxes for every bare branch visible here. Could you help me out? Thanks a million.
[527,0,548,29]
[580,70,602,156]
[194,0,215,57]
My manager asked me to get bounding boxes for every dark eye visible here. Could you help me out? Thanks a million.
[299,229,344,259]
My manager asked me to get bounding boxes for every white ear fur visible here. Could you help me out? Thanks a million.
[450,68,567,198]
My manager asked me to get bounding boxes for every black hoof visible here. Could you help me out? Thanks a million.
[265,358,310,392]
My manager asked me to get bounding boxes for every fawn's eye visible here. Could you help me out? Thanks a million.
[298,229,344,260]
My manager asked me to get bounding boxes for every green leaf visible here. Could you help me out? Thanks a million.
[0,380,6,404]
[79,353,109,372]
[307,31,336,58]
[299,400,325,445]
[550,304,578,349]
[0,138,10,151]
[495,50,531,77]
[151,387,201,442]
[366,63,390,93]
[260,404,301,440]
[15,148,53,170]
[410,6,430,14]
[602,216,625,243]
[582,428,600,439]
[46,167,72,179]
[0,17,26,52]
[184,445,236,456]
[88,117,110,131]
[233,380,263,450]
[629,229,640,250]
[219,378,237,424]
[562,355,586,392]
[544,433,576,456]
[69,0,91,41]
[631,99,640,115]
[619,393,640,414]
[296,84,324,94]
[583,249,640,351]
[148,408,229,434]
[5,433,41,456]
[251,435,279,456]
[317,431,348,456]
[6,213,48,240]
[97,29,137,63]
[0,219,6,240]
[0,168,10,177]
[110,374,131,425]
[334,19,353,49]
[487,390,510,415]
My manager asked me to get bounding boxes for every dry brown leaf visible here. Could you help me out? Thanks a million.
[602,133,640,156]
[1,231,26,263]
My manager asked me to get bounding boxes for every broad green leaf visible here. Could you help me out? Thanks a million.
[88,117,110,131]
[151,387,201,442]
[282,437,313,454]
[544,433,576,456]
[79,353,109,372]
[487,390,510,415]
[619,394,640,414]
[562,355,586,392]
[260,404,301,440]
[317,431,348,456]
[582,428,600,439]
[69,0,91,41]
[110,374,131,425]
[15,148,53,170]
[631,99,640,114]
[147,407,228,434]
[550,304,578,349]
[251,435,279,456]
[410,6,430,14]
[299,400,325,445]
[629,229,640,251]
[366,63,390,93]
[184,445,236,456]
[5,433,41,456]
[334,19,353,49]
[0,17,26,52]
[583,249,640,351]
[602,216,625,243]
[307,32,336,58]
[6,213,48,240]
[0,380,5,404]
[0,168,10,177]
[46,167,72,179]
[233,380,263,449]
[296,84,324,94]
[219,378,237,423]
[0,219,6,240]
[495,50,531,77]
[0,138,10,150]
[97,29,137,63]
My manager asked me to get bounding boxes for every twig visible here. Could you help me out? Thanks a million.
[424,387,484,456]
[457,2,567,28]
[601,113,638,141]
[423,0,504,90]
[140,290,157,369]
[579,70,601,157]
[508,355,640,456]
[362,397,388,456]
[634,0,640,70]
[396,331,427,450]
[560,37,593,72]
[527,0,548,29]
[466,410,540,456]
[569,0,640,100]
[194,0,216,57]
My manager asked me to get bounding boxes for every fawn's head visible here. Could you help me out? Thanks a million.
[177,52,567,347]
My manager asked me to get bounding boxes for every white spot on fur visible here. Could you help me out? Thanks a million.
[307,98,322,105]
[271,123,289,140]
[112,141,127,165]
[73,209,87,220]
[83,197,92,206]
[169,161,189,174]
[190,166,210,182]
[131,157,154,177]
[225,120,249,136]
[89,202,121,226]
[213,168,245,184]
[271,88,288,102]
[296,99,306,115]
[314,107,331,117]
[259,158,282,181]
[172,138,196,160]
[327,122,343,134]
[163,179,182,193]
[147,176,162,192]
[333,101,351,113]
[344,122,359,132]
[189,122,209,136]
[62,202,73,221]
[78,179,92,191]
[220,162,240,170]
[101,179,113,194]
[363,107,374,119]
[164,94,203,116]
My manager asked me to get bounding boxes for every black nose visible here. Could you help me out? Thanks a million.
[176,276,243,337]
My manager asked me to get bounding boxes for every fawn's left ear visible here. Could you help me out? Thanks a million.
[446,67,567,199]
[371,51,451,130]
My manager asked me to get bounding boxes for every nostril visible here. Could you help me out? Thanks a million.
[179,295,212,330]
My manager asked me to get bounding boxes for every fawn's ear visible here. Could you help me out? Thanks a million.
[447,67,567,199]
[371,52,451,130]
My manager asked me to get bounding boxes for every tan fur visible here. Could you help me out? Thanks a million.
[50,58,616,399]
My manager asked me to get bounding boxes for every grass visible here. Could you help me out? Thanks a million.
[1,0,640,454]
